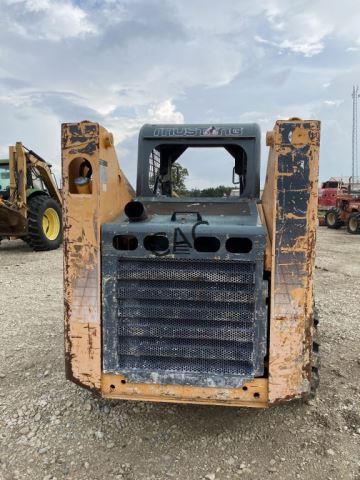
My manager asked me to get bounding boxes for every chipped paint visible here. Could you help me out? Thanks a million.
[101,374,268,408]
[262,119,320,404]
[62,121,134,391]
[63,118,320,408]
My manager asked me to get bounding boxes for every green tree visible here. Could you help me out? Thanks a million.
[172,163,189,195]
[186,185,233,197]
[170,163,233,198]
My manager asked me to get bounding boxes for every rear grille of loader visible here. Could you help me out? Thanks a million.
[115,257,259,382]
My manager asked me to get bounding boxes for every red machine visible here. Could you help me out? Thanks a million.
[318,178,346,226]
[325,178,360,234]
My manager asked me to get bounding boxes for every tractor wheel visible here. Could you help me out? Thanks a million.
[309,306,320,398]
[26,195,62,251]
[347,213,360,234]
[325,208,343,229]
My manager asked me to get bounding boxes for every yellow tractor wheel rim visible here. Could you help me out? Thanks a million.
[349,217,357,231]
[42,207,60,241]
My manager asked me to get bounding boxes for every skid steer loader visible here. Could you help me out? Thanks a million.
[62,118,320,408]
[0,143,62,251]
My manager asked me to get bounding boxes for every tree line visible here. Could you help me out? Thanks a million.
[172,164,233,197]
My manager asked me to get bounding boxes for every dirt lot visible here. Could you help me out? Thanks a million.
[0,228,359,480]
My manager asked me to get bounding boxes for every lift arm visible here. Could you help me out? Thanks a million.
[26,148,62,205]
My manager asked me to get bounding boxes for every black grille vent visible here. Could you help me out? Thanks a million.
[110,257,264,386]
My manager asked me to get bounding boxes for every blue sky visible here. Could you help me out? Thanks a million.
[0,0,359,188]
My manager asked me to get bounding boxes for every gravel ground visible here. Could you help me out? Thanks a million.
[0,228,359,480]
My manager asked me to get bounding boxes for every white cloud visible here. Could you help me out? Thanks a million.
[258,0,360,57]
[278,39,324,57]
[266,9,329,56]
[255,32,324,57]
[104,99,184,145]
[1,0,96,40]
[323,100,343,107]
[147,100,184,124]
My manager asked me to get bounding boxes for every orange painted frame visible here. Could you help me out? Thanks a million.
[62,119,320,407]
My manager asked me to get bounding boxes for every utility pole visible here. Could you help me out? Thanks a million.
[352,85,359,182]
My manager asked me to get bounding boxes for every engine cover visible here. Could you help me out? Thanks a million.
[102,198,267,388]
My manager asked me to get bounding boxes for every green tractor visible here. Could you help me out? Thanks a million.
[0,143,62,251]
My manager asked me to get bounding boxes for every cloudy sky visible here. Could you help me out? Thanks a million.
[0,0,359,189]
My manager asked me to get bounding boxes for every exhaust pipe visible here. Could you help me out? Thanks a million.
[125,201,147,222]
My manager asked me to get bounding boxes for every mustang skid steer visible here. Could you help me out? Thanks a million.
[62,118,320,408]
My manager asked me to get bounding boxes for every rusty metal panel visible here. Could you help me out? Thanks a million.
[62,121,134,392]
[263,119,320,403]
[102,374,268,408]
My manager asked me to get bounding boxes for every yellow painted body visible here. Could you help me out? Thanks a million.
[62,122,135,391]
[263,120,320,403]
[62,119,320,407]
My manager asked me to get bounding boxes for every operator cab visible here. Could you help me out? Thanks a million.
[136,123,260,199]
[148,143,247,197]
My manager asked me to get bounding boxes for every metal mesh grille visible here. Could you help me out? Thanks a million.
[116,258,258,378]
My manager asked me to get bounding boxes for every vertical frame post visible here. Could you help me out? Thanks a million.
[262,119,320,403]
[61,121,133,391]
